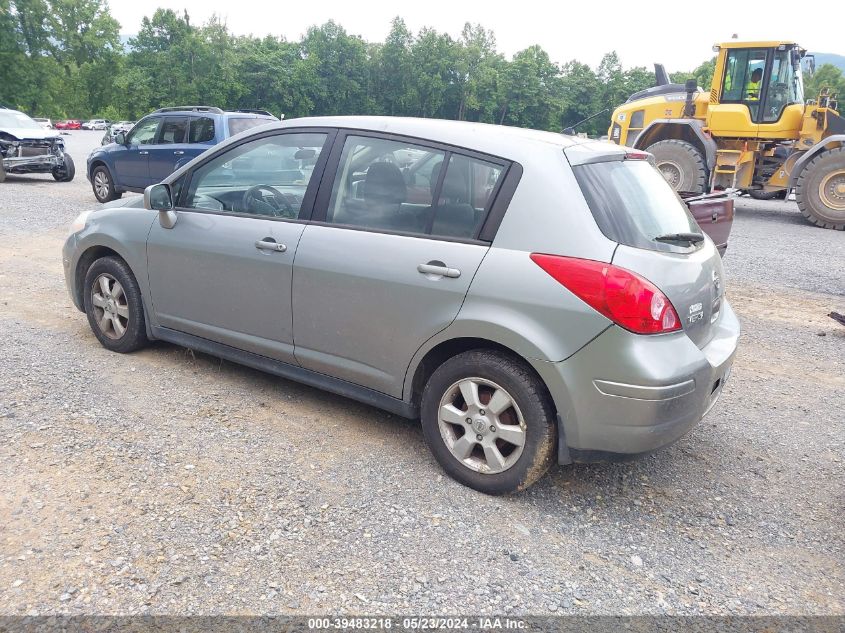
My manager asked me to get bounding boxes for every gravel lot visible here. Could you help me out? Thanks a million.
[0,131,843,616]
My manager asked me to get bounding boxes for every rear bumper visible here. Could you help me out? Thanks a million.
[534,299,740,461]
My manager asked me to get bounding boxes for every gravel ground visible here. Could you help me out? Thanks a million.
[0,131,843,616]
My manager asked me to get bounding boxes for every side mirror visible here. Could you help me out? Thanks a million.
[145,184,177,229]
[144,183,173,211]
[114,132,126,145]
[685,78,698,93]
[294,148,316,160]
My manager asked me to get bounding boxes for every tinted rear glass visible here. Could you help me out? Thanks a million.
[227,117,273,136]
[573,159,701,252]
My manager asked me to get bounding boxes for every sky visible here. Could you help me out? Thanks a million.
[108,0,843,72]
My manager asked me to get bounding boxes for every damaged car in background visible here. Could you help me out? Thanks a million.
[0,106,75,183]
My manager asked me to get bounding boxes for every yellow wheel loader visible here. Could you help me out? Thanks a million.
[608,41,845,230]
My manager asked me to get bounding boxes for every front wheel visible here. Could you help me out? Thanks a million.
[91,165,121,203]
[83,256,149,353]
[52,153,75,182]
[420,350,557,494]
[795,147,845,230]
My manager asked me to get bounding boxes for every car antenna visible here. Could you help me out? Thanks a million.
[562,108,609,136]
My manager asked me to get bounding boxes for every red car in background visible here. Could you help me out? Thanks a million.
[55,120,82,130]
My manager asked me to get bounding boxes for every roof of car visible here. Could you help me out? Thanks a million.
[265,116,590,162]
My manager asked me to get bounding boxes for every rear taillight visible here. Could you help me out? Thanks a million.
[530,254,681,334]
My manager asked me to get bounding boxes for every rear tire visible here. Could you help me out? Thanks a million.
[0,163,5,183]
[52,153,75,182]
[91,165,121,202]
[795,147,845,230]
[83,256,148,353]
[420,349,557,494]
[646,139,707,193]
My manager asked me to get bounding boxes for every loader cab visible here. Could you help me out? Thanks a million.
[708,42,806,138]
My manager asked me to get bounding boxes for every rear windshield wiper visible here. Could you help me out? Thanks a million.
[653,232,705,244]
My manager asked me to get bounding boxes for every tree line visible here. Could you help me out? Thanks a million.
[2,1,844,137]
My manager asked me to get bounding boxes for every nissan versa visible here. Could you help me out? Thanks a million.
[63,117,739,494]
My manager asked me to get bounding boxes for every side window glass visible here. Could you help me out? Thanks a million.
[183,132,328,218]
[189,117,215,143]
[429,154,503,238]
[127,118,159,146]
[326,136,445,234]
[723,49,766,104]
[157,117,188,144]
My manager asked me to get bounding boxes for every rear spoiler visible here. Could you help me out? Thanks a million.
[564,141,653,166]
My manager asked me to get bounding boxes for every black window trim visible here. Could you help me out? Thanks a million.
[310,128,520,245]
[173,127,338,224]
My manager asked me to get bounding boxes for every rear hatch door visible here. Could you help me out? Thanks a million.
[565,143,724,349]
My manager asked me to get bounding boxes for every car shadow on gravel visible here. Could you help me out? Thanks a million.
[135,341,719,506]
[3,174,60,184]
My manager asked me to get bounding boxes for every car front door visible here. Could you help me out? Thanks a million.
[111,116,160,188]
[146,129,333,363]
[147,116,189,184]
[291,133,508,397]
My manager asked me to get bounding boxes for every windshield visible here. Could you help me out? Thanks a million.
[227,117,274,136]
[0,111,42,130]
[573,159,702,253]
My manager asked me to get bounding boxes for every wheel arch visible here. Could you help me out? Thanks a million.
[788,135,845,189]
[88,158,110,181]
[634,119,717,170]
[73,244,125,310]
[405,333,574,466]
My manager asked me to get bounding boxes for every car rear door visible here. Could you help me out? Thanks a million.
[147,116,189,184]
[111,116,160,188]
[291,132,510,397]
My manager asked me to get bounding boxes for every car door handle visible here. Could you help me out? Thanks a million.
[139,150,149,155]
[173,150,185,155]
[255,239,287,253]
[418,263,461,278]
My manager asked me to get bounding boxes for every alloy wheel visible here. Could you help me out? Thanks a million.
[91,273,129,340]
[94,170,110,200]
[437,377,527,474]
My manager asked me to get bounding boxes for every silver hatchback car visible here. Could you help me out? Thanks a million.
[63,116,740,494]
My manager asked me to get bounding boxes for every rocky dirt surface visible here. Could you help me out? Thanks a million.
[0,132,843,616]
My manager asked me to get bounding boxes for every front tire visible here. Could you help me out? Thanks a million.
[83,256,148,353]
[420,350,557,494]
[91,165,121,202]
[52,153,75,182]
[646,139,707,193]
[795,147,845,230]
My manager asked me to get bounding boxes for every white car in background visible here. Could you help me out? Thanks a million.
[82,119,110,130]
[33,118,53,129]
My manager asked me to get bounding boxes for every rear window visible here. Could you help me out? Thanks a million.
[573,159,701,252]
[227,117,274,136]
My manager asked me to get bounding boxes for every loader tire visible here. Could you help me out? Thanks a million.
[795,147,845,230]
[646,139,707,193]
[748,189,784,201]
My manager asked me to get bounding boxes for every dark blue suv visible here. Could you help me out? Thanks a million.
[86,106,277,202]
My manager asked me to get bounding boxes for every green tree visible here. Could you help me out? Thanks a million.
[408,27,458,118]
